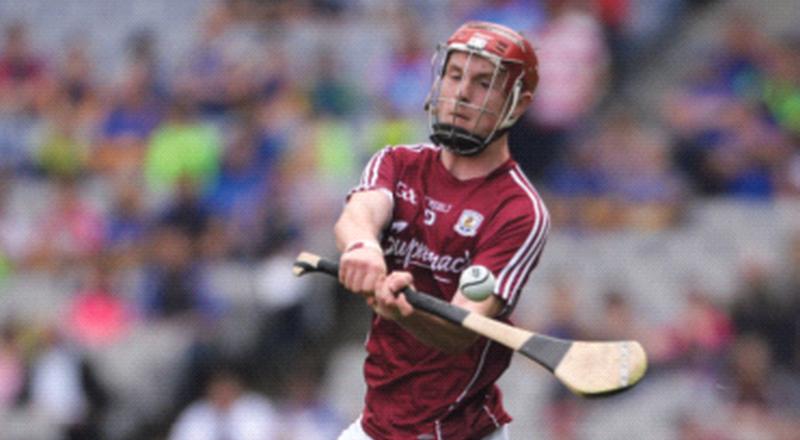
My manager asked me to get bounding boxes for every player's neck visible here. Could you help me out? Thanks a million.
[440,137,511,181]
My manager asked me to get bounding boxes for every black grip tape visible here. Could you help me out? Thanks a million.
[317,258,340,277]
[402,287,469,325]
[519,333,571,372]
[317,256,468,325]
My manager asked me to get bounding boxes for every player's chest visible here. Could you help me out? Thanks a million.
[384,179,489,271]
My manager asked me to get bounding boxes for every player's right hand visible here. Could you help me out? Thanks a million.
[339,245,386,298]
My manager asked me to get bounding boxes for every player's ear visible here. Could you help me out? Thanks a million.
[510,90,534,121]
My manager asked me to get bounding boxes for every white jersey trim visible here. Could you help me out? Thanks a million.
[393,143,440,153]
[450,339,492,409]
[495,167,549,309]
[482,404,502,428]
[349,144,440,197]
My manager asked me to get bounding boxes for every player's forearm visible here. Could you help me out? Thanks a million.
[396,310,479,354]
[334,193,392,251]
[335,208,381,251]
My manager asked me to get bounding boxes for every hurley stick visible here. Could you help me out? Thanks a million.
[293,251,647,396]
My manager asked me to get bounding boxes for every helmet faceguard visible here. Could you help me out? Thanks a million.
[425,21,539,156]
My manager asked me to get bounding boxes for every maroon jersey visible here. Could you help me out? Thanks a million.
[349,144,550,440]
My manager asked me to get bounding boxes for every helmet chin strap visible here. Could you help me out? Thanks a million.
[429,80,522,156]
[430,123,509,156]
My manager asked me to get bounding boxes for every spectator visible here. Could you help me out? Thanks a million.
[538,277,587,340]
[124,29,165,97]
[0,322,25,410]
[66,257,134,349]
[55,38,99,113]
[369,16,431,119]
[546,109,685,230]
[666,90,787,198]
[159,175,213,243]
[762,37,800,138]
[168,364,279,440]
[778,232,800,371]
[310,50,358,117]
[175,2,233,117]
[36,38,103,154]
[34,105,91,180]
[593,289,645,341]
[139,225,221,322]
[543,141,613,230]
[705,105,786,198]
[92,63,163,175]
[277,114,357,254]
[514,0,610,179]
[105,178,151,267]
[458,0,545,32]
[659,287,733,371]
[729,258,795,368]
[144,97,221,194]
[26,324,109,440]
[715,335,800,438]
[712,12,770,98]
[27,177,106,270]
[0,171,33,273]
[277,356,345,440]
[205,121,277,259]
[0,21,47,114]
[252,243,326,381]
[602,110,685,229]
[593,0,633,86]
[538,279,588,440]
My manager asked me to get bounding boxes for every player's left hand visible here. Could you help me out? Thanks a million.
[372,271,414,321]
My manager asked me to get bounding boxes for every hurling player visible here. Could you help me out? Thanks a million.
[335,21,550,440]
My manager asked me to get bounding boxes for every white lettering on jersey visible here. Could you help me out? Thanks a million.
[390,221,409,233]
[424,209,436,226]
[425,196,452,213]
[385,236,470,273]
[395,181,418,205]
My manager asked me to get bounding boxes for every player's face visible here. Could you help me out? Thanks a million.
[437,51,510,138]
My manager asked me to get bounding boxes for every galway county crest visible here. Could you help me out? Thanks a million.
[454,209,484,237]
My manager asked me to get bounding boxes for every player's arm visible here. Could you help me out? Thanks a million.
[334,190,393,296]
[377,205,549,354]
[374,272,504,354]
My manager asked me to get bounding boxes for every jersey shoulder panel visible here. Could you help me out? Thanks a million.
[388,143,441,162]
[477,165,550,312]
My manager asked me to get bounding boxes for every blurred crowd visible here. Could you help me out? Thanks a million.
[0,0,798,438]
[527,230,800,439]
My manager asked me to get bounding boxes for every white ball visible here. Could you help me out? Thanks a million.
[459,265,496,301]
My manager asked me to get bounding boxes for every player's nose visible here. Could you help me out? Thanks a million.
[454,79,474,103]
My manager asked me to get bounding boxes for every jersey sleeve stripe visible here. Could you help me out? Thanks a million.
[495,168,549,304]
[503,197,548,301]
[358,154,376,189]
[495,178,542,298]
[354,144,439,195]
[503,216,549,311]
[503,173,549,306]
[502,171,549,304]
[394,143,439,153]
[350,147,390,197]
[365,147,389,188]
[498,206,546,303]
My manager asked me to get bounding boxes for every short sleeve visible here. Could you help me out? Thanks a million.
[472,200,550,315]
[347,146,396,202]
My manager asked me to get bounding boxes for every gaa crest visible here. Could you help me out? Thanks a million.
[454,209,484,237]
